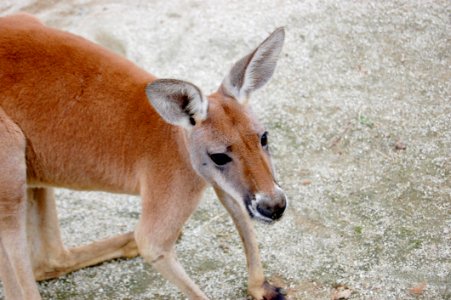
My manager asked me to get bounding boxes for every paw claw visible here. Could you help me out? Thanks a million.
[260,281,287,300]
[278,288,288,295]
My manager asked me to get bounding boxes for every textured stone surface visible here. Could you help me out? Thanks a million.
[1,1,449,299]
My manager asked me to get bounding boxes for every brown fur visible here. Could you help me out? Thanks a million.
[202,94,275,194]
[0,13,286,300]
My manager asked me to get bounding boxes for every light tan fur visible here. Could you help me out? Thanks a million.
[0,13,287,300]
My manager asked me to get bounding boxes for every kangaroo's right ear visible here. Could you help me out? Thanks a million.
[146,79,208,129]
[220,27,285,103]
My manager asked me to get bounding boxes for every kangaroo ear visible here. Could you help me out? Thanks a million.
[220,27,285,102]
[146,79,208,128]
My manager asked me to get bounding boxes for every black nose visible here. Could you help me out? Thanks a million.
[256,194,287,221]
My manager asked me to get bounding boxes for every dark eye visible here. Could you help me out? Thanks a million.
[260,132,268,147]
[209,153,232,166]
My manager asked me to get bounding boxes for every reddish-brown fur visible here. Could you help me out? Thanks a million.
[0,14,192,194]
[198,94,275,194]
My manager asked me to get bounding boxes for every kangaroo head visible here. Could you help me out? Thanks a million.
[146,28,287,223]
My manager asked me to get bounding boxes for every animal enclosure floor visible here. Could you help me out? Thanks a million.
[0,1,450,299]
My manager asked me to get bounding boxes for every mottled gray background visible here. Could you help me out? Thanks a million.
[0,0,450,299]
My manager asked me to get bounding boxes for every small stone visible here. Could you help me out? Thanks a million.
[331,285,352,300]
[409,282,427,296]
[301,179,312,185]
[394,141,407,150]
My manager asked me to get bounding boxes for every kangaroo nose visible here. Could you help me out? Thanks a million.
[256,190,287,221]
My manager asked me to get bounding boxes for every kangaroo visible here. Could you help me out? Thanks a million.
[0,13,287,299]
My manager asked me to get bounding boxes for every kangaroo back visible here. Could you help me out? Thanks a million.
[0,14,186,193]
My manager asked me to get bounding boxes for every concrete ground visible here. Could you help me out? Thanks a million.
[0,0,450,299]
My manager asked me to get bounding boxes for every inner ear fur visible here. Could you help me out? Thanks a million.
[146,79,208,128]
[220,27,285,102]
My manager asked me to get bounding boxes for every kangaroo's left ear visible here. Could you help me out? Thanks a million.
[220,27,285,103]
[146,79,208,129]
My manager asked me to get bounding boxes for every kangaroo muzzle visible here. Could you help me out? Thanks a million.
[247,186,287,223]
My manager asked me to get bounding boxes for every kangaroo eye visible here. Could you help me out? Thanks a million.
[209,153,232,166]
[260,132,268,147]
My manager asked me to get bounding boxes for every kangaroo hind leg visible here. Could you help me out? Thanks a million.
[27,187,139,281]
[0,107,41,299]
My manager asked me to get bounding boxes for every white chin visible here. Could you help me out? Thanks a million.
[247,204,273,223]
